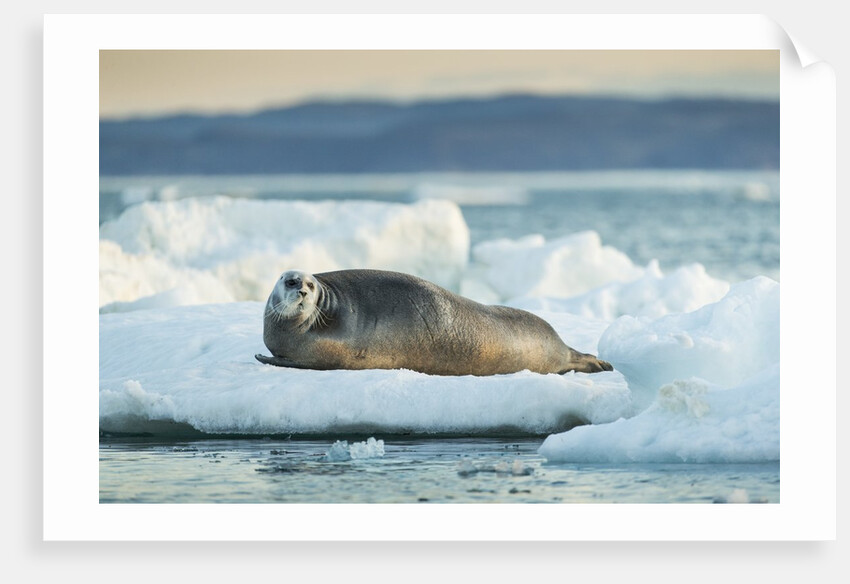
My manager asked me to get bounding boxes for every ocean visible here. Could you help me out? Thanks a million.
[98,170,780,504]
[99,437,779,504]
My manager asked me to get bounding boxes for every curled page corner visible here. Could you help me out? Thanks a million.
[762,15,828,70]
[786,33,824,68]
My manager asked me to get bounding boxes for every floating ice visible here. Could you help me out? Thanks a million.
[97,196,779,464]
[99,196,470,310]
[411,182,530,205]
[538,277,780,464]
[462,231,644,304]
[99,240,236,310]
[98,302,631,437]
[598,276,779,408]
[538,365,779,463]
[323,437,385,461]
[510,260,730,321]
[100,196,725,322]
[457,458,534,477]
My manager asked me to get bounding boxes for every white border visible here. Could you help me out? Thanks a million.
[44,13,836,541]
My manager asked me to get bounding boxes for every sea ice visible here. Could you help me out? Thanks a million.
[538,278,780,463]
[98,301,631,437]
[598,276,779,408]
[510,260,730,321]
[97,197,780,465]
[411,182,530,205]
[324,437,386,461]
[99,196,470,310]
[462,231,643,304]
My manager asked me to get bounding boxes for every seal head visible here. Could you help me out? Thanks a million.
[264,269,327,332]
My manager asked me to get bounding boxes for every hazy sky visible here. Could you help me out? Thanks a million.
[100,50,778,120]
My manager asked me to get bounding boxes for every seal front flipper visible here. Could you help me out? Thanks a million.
[255,353,303,368]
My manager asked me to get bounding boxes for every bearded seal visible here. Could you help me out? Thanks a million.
[255,269,613,376]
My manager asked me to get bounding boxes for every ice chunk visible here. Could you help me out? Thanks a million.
[539,277,780,464]
[538,365,779,464]
[319,438,386,462]
[511,260,729,321]
[99,197,470,309]
[468,231,644,304]
[598,276,779,409]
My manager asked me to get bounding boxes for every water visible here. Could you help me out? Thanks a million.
[99,170,780,503]
[99,437,779,504]
[462,188,778,283]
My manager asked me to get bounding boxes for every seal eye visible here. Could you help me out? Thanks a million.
[285,279,297,287]
[306,282,314,290]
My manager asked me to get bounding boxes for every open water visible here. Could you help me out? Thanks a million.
[99,436,779,504]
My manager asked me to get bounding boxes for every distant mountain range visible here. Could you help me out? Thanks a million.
[99,94,779,175]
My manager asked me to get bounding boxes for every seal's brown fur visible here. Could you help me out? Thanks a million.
[256,269,612,376]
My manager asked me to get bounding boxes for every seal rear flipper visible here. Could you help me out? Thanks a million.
[559,351,614,374]
[254,353,305,368]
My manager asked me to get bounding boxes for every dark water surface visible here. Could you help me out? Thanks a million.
[99,437,779,504]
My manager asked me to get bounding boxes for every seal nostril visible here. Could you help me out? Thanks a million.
[298,290,307,298]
